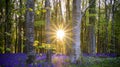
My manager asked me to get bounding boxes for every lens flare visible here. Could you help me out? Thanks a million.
[49,22,73,43]
[56,29,65,40]
[48,22,73,54]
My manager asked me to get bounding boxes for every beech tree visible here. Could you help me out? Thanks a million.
[71,0,95,63]
[45,0,51,63]
[25,0,35,64]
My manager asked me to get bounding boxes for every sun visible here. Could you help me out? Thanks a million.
[48,22,73,54]
[56,29,65,40]
[49,22,73,43]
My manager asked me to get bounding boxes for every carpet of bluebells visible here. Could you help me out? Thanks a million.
[0,53,120,67]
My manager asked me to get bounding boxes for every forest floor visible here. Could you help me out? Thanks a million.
[0,53,120,67]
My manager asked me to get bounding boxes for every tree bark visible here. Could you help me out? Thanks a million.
[111,0,115,53]
[97,0,101,53]
[104,0,108,53]
[45,0,51,63]
[71,0,82,63]
[18,0,22,53]
[25,0,35,64]
[4,0,12,53]
[45,0,51,44]
[88,0,96,55]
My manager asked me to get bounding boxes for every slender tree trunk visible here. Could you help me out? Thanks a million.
[104,0,108,53]
[4,0,12,53]
[97,0,100,53]
[89,0,96,55]
[71,0,82,63]
[14,0,18,53]
[25,0,35,64]
[15,14,18,53]
[18,0,22,53]
[40,25,42,53]
[66,0,70,22]
[111,0,115,53]
[45,0,51,63]
[45,0,51,44]
[66,0,71,56]
[0,6,4,53]
[114,1,120,56]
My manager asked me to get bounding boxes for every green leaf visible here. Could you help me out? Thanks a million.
[86,10,89,17]
[21,7,26,14]
[6,48,11,52]
[36,10,40,15]
[38,46,44,49]
[89,14,96,17]
[42,9,46,13]
[5,32,11,36]
[0,47,4,51]
[33,40,39,46]
[34,20,45,27]
[29,8,33,11]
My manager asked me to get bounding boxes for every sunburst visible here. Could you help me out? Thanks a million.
[49,22,73,44]
[56,29,65,40]
[46,22,73,54]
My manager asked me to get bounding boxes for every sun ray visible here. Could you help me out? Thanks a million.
[49,22,73,54]
[50,23,73,42]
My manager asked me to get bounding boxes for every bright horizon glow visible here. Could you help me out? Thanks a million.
[56,29,65,40]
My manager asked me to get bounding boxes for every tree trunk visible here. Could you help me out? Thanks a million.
[71,0,82,63]
[45,0,51,44]
[111,0,115,53]
[45,0,51,63]
[114,1,120,56]
[0,6,4,53]
[25,0,35,64]
[18,0,22,53]
[97,0,101,53]
[14,0,18,53]
[4,0,12,53]
[15,14,18,53]
[104,0,108,53]
[66,0,71,56]
[88,0,96,55]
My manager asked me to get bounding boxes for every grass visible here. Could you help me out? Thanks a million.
[65,57,120,67]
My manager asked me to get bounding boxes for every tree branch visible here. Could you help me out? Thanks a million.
[82,0,95,17]
[114,1,120,8]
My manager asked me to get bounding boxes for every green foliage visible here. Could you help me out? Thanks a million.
[67,57,120,67]
[5,32,11,36]
[86,21,91,26]
[6,48,11,52]
[29,8,33,11]
[0,47,4,52]
[42,9,46,13]
[0,0,5,8]
[21,5,26,14]
[34,20,45,27]
[41,43,55,50]
[35,9,46,15]
[86,9,89,17]
[33,41,56,53]
[89,14,96,17]
[33,40,39,46]
[35,10,40,15]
